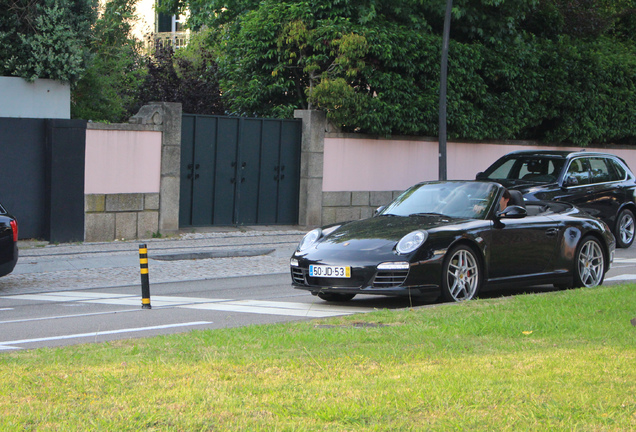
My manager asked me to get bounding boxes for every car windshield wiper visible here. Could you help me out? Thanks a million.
[408,212,445,217]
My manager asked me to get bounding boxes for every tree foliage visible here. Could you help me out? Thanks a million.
[160,0,636,145]
[0,0,97,82]
[136,29,225,116]
[71,0,146,122]
[71,2,224,122]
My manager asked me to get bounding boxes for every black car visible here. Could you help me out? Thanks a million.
[477,150,636,248]
[291,181,615,302]
[0,202,18,277]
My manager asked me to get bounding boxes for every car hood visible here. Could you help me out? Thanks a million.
[305,214,468,257]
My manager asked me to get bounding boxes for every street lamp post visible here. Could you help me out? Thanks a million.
[438,0,453,181]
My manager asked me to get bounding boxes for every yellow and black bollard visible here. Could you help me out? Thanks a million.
[139,243,151,309]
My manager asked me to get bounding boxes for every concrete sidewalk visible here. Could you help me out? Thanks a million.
[1,227,305,296]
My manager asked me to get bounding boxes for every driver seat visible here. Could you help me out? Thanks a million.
[508,190,525,209]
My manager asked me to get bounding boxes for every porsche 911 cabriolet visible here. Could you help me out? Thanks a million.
[290,181,615,302]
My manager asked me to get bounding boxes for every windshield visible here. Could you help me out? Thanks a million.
[481,155,565,183]
[379,182,500,219]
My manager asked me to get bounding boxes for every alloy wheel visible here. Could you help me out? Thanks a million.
[577,239,604,287]
[446,248,480,301]
[618,211,635,248]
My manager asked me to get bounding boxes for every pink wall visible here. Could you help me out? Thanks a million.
[323,136,636,191]
[85,129,162,194]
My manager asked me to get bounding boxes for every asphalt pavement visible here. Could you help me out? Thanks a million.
[5,224,636,298]
[1,226,306,296]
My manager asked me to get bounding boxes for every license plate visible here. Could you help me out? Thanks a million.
[309,265,351,278]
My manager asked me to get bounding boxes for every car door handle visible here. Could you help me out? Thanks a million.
[546,228,559,237]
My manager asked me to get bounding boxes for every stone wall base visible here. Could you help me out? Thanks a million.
[321,190,403,225]
[85,193,160,242]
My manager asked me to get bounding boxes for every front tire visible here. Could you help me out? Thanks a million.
[574,236,605,288]
[615,209,635,248]
[441,245,482,302]
[317,292,356,302]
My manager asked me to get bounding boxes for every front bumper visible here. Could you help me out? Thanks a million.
[290,255,445,298]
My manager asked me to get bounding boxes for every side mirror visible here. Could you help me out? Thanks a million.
[496,205,527,219]
[562,175,578,188]
[374,206,385,216]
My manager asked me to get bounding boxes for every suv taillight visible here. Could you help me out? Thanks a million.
[10,220,17,242]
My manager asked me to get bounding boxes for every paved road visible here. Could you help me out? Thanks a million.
[2,228,305,295]
[1,226,636,351]
[0,274,387,350]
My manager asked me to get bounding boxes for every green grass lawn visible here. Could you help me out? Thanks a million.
[1,284,635,431]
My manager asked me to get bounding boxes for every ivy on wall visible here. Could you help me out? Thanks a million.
[161,0,636,146]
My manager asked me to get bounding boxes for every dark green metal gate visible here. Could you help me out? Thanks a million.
[180,114,302,227]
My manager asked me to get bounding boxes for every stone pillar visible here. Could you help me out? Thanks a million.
[129,102,182,236]
[294,110,326,227]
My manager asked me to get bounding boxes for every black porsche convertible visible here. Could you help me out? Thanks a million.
[290,181,616,302]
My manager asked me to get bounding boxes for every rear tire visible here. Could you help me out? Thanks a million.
[441,245,482,302]
[317,292,356,302]
[573,236,605,288]
[615,209,635,248]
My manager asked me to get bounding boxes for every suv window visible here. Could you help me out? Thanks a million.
[483,156,564,183]
[565,158,591,185]
[486,159,516,179]
[607,158,627,181]
[517,158,561,182]
[588,157,613,184]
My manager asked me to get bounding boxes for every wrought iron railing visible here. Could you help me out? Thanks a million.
[152,31,189,50]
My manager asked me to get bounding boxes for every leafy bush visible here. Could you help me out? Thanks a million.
[183,0,635,145]
[71,0,145,122]
[0,0,97,82]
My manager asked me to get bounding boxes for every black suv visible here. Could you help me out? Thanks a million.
[477,150,636,248]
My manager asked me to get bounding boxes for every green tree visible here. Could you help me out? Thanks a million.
[136,29,225,115]
[0,0,97,82]
[71,0,146,122]
[163,0,636,145]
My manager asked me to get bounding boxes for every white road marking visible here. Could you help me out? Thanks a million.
[3,291,372,318]
[0,308,145,325]
[83,295,227,307]
[0,321,212,350]
[605,274,636,281]
[612,258,636,264]
[184,301,363,318]
[4,293,137,302]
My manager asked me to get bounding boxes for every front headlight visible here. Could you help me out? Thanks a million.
[297,228,322,251]
[396,230,428,254]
